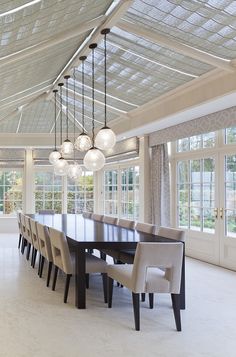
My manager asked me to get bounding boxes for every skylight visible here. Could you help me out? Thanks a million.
[0,0,41,18]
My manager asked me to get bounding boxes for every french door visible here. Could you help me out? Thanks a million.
[174,146,236,270]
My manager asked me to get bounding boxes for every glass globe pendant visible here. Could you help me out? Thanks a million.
[49,89,61,165]
[74,133,92,151]
[54,157,69,176]
[61,74,74,158]
[49,150,61,165]
[61,139,74,157]
[68,162,82,179]
[95,126,116,150]
[95,28,116,151]
[74,56,92,152]
[84,147,105,171]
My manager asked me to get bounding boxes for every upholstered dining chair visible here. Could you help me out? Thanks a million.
[82,212,92,219]
[91,213,104,221]
[48,227,108,303]
[24,216,33,261]
[29,218,40,269]
[19,213,27,254]
[103,215,118,225]
[107,242,183,331]
[36,222,54,286]
[16,211,22,249]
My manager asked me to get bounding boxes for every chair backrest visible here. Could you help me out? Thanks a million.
[118,218,135,230]
[38,209,55,215]
[29,218,40,250]
[20,214,27,237]
[103,215,118,225]
[36,222,53,262]
[24,216,32,243]
[48,227,73,274]
[157,226,185,242]
[17,211,23,235]
[82,212,92,219]
[91,213,104,222]
[132,242,183,294]
[135,222,155,234]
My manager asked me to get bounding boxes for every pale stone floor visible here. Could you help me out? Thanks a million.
[0,234,236,357]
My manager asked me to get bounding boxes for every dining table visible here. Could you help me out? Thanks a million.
[31,214,186,310]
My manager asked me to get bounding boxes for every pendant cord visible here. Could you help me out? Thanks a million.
[59,84,63,146]
[65,76,69,139]
[82,60,85,133]
[54,90,57,150]
[73,68,76,161]
[104,32,107,127]
[92,47,95,146]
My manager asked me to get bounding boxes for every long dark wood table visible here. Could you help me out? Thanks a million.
[31,214,185,310]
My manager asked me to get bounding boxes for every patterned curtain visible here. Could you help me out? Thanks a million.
[151,144,170,227]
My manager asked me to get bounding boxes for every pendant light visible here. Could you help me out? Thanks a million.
[54,82,69,176]
[95,28,116,151]
[84,43,105,171]
[68,68,82,180]
[61,75,74,157]
[74,56,92,152]
[49,89,61,164]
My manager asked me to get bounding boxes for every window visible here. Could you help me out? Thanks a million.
[177,158,215,232]
[225,154,236,237]
[104,170,118,216]
[67,171,94,213]
[225,126,236,144]
[35,171,62,213]
[0,170,23,214]
[177,132,215,152]
[103,165,139,220]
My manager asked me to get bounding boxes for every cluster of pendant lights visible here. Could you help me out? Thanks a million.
[49,29,116,178]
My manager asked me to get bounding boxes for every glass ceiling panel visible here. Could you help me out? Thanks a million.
[0,0,112,57]
[124,0,236,60]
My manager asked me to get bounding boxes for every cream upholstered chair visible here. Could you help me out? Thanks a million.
[103,215,118,225]
[38,209,55,215]
[24,216,33,261]
[48,227,107,303]
[36,222,54,286]
[107,242,183,331]
[82,212,92,219]
[29,218,40,268]
[157,226,185,242]
[118,218,135,229]
[118,222,156,264]
[16,211,22,249]
[91,213,104,221]
[19,213,27,254]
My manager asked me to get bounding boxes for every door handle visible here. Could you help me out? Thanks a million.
[214,208,218,219]
[219,208,224,219]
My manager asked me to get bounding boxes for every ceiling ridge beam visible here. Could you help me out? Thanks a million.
[117,19,235,72]
[53,0,133,86]
[0,16,105,69]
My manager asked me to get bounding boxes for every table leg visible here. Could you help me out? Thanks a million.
[180,247,185,310]
[75,247,86,309]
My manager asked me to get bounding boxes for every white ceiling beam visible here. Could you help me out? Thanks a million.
[117,20,236,72]
[0,16,105,69]
[53,0,133,86]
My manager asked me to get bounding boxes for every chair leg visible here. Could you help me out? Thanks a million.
[47,262,53,287]
[18,234,22,249]
[39,256,45,278]
[132,293,140,331]
[52,266,58,291]
[108,277,113,308]
[102,273,107,303]
[38,255,42,275]
[64,274,72,303]
[26,243,31,260]
[141,293,145,302]
[85,274,89,289]
[31,247,35,266]
[21,238,26,254]
[149,293,154,309]
[171,293,181,331]
[32,249,37,268]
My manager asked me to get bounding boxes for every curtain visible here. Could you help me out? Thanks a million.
[151,144,170,227]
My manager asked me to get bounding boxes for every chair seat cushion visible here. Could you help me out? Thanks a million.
[71,253,107,274]
[107,264,170,293]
